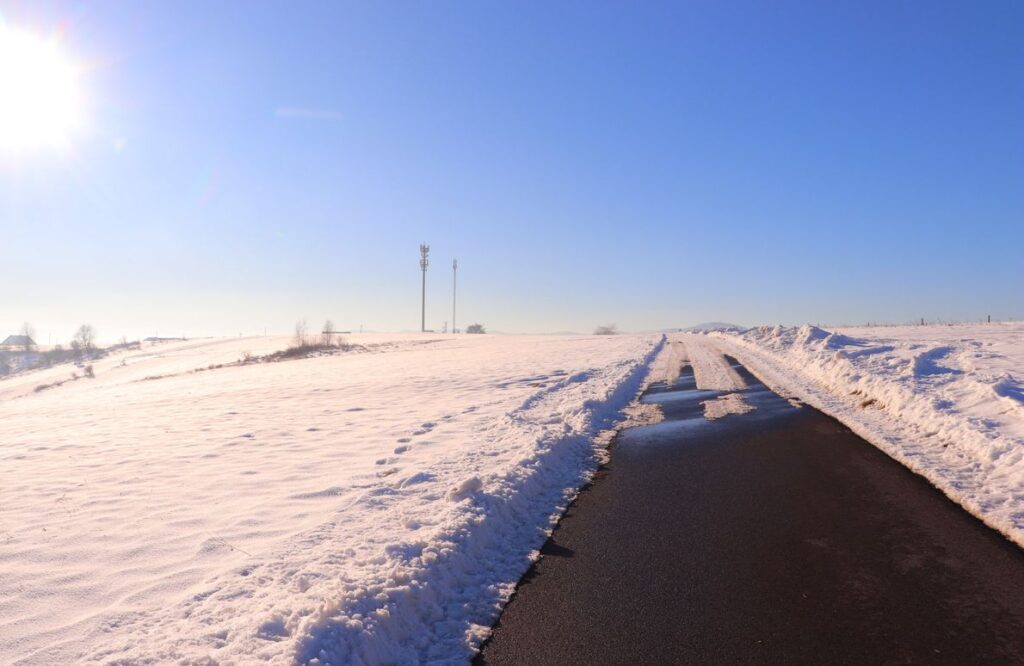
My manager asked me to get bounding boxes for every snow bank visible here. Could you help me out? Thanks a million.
[0,333,660,664]
[712,323,1024,547]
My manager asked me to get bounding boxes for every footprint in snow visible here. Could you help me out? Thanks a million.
[394,445,410,454]
[412,422,436,436]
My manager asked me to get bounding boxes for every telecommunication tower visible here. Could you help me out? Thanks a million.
[420,244,430,332]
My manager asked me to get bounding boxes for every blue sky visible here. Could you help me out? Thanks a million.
[2,1,1022,341]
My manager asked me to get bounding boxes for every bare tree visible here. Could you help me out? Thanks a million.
[19,322,36,352]
[593,324,618,335]
[466,323,486,334]
[72,324,97,356]
[321,320,335,347]
[294,319,309,348]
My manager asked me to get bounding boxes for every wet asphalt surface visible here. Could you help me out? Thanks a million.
[476,361,1024,665]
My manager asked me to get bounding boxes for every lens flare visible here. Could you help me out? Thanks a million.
[0,24,84,153]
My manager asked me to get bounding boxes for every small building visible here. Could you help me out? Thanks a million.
[0,335,36,351]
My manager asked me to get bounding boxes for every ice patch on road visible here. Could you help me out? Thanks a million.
[703,393,754,420]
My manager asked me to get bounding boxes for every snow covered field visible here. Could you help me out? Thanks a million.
[0,333,659,664]
[5,323,1020,663]
[712,323,1024,548]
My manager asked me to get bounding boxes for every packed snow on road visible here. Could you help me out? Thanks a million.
[0,333,660,664]
[713,322,1024,547]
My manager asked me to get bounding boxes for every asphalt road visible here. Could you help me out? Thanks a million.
[476,362,1024,665]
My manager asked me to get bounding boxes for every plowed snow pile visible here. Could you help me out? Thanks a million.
[713,323,1024,547]
[0,333,659,664]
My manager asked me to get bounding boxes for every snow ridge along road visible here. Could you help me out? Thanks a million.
[712,323,1024,548]
[0,333,661,665]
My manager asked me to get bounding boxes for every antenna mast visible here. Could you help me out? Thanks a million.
[452,258,458,334]
[419,243,430,332]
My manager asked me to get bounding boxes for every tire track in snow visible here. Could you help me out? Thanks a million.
[680,335,747,391]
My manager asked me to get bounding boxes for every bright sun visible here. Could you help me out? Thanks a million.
[0,25,84,153]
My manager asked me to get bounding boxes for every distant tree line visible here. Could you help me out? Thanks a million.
[0,323,133,378]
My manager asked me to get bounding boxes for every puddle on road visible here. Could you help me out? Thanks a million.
[622,360,800,446]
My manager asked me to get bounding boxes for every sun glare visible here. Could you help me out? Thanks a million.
[0,25,84,154]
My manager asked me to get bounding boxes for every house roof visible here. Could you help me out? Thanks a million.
[0,335,36,347]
